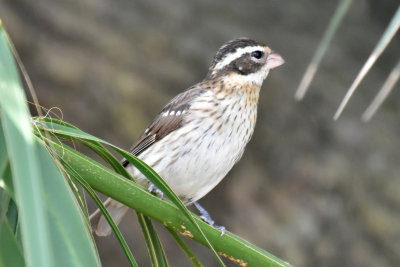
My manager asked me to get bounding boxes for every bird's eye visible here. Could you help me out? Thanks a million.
[251,50,264,59]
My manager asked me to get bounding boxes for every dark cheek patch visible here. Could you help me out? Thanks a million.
[229,57,264,75]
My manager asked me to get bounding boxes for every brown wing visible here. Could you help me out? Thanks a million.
[122,85,205,167]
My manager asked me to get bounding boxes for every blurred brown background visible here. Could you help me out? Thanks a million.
[1,0,400,266]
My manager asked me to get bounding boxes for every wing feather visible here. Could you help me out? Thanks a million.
[122,85,205,166]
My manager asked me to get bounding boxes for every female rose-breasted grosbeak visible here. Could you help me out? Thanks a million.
[94,38,284,236]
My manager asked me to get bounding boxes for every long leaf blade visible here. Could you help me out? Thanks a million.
[46,138,292,267]
[361,59,400,122]
[36,139,101,267]
[166,226,203,267]
[0,24,101,267]
[0,24,53,267]
[82,139,169,267]
[36,117,226,266]
[334,5,400,120]
[61,159,139,267]
[137,214,169,267]
[0,219,25,267]
[295,0,353,100]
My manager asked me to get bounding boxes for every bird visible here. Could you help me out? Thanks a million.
[94,37,284,236]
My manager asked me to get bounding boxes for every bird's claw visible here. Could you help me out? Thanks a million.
[195,202,226,236]
[215,225,226,236]
[148,183,164,200]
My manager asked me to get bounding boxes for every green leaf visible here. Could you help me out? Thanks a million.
[112,145,225,266]
[0,119,7,175]
[0,187,10,230]
[6,197,19,236]
[0,161,14,200]
[0,219,25,267]
[61,159,139,267]
[36,138,102,267]
[57,132,168,267]
[138,214,169,267]
[0,24,53,267]
[35,117,225,266]
[42,124,172,267]
[0,25,101,267]
[47,138,292,267]
[0,122,14,200]
[166,226,203,267]
[77,137,168,267]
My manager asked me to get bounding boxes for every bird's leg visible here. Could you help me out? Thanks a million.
[194,202,226,236]
[148,183,164,200]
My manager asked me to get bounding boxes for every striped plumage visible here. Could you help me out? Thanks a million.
[94,38,284,236]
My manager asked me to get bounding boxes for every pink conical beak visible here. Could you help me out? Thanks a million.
[265,52,285,70]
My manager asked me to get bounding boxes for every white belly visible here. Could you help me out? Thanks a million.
[127,92,257,204]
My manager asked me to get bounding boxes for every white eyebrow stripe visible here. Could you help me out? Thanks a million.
[214,45,265,70]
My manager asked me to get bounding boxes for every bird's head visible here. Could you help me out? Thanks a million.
[206,38,284,86]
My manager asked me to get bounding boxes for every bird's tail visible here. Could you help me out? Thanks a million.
[90,198,129,237]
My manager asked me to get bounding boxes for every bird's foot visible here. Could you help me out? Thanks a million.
[194,202,226,236]
[148,183,164,200]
